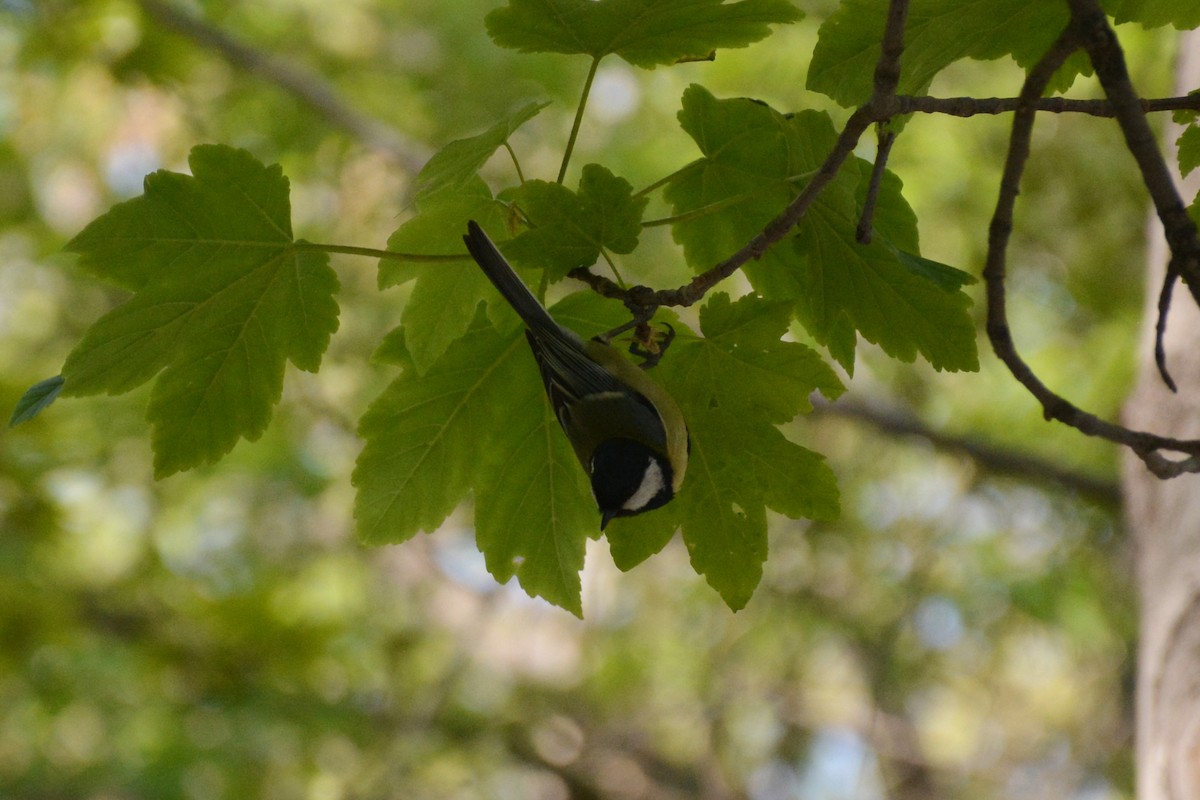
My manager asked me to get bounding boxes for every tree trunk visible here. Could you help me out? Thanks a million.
[1122,30,1200,800]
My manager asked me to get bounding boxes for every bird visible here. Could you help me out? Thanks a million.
[462,220,688,529]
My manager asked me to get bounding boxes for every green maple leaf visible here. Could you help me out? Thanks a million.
[794,172,979,372]
[808,0,1090,108]
[56,144,340,477]
[603,501,681,575]
[379,177,509,373]
[683,413,838,608]
[354,321,517,546]
[607,294,840,610]
[1179,124,1200,177]
[1105,0,1200,28]
[354,293,629,614]
[378,164,644,374]
[693,293,845,422]
[472,367,596,617]
[485,0,802,68]
[665,85,978,372]
[410,101,549,202]
[380,163,646,378]
[504,163,649,279]
[664,83,825,285]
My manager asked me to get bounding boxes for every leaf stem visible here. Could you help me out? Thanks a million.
[504,141,527,184]
[297,241,465,262]
[641,170,818,227]
[634,159,703,198]
[558,57,601,184]
[600,249,627,287]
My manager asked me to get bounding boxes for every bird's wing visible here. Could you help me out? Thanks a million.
[526,330,668,464]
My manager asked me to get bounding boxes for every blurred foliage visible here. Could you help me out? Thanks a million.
[0,0,1163,798]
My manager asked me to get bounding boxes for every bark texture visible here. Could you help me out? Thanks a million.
[1122,31,1200,800]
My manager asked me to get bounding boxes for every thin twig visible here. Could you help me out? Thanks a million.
[857,126,898,244]
[568,0,903,309]
[568,265,625,300]
[982,11,1200,478]
[1065,0,1200,393]
[574,0,914,311]
[984,25,1084,368]
[1155,272,1179,392]
[568,14,1200,314]
[873,0,910,95]
[137,0,428,172]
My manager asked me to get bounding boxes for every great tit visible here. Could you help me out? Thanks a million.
[463,221,688,529]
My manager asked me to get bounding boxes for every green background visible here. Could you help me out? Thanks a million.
[0,1,1168,797]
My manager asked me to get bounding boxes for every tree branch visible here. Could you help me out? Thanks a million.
[659,0,913,306]
[561,0,1200,318]
[898,92,1200,118]
[569,1,1200,319]
[814,398,1122,507]
[570,1,1200,481]
[1065,0,1200,392]
[570,0,913,317]
[136,0,428,172]
[157,0,1200,481]
[982,9,1200,478]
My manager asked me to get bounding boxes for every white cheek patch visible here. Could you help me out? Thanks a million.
[622,458,665,512]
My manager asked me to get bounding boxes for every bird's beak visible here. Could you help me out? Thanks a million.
[600,509,617,530]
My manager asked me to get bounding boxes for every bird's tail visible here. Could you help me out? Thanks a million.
[463,220,557,333]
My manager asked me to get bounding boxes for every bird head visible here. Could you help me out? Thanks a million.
[590,438,675,530]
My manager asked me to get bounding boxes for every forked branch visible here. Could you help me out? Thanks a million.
[571,0,912,317]
[983,2,1200,477]
[576,0,1200,479]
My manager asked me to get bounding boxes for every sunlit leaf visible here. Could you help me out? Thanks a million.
[473,375,595,617]
[505,163,648,279]
[667,85,978,372]
[381,177,509,373]
[354,321,518,545]
[607,294,840,610]
[486,0,802,68]
[59,145,339,477]
[411,101,549,201]
[808,0,1088,107]
[354,293,629,613]
[1106,0,1200,28]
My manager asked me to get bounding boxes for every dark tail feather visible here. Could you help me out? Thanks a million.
[463,220,557,332]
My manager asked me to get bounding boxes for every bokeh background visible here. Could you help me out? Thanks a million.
[0,1,1173,798]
